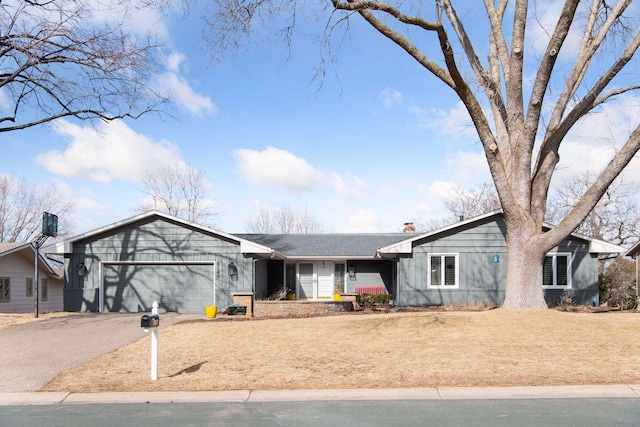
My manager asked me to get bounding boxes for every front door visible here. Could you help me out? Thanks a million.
[316,262,334,299]
[297,262,334,300]
[298,263,314,299]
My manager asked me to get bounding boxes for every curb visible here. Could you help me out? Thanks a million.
[2,385,639,405]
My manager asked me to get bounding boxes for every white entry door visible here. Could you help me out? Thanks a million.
[297,262,334,300]
[316,262,334,299]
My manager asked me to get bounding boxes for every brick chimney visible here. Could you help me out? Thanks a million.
[403,222,416,233]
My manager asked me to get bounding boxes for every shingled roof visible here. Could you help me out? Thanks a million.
[236,233,412,258]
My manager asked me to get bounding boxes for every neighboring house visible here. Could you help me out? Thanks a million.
[0,242,64,313]
[625,241,640,300]
[56,210,622,313]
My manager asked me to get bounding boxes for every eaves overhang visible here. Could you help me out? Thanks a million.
[0,242,60,277]
[377,210,504,256]
[282,255,379,261]
[376,209,625,257]
[625,241,640,258]
[57,210,276,257]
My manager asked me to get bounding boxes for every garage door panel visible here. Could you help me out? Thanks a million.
[104,264,214,313]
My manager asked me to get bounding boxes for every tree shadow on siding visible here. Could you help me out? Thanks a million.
[77,215,240,312]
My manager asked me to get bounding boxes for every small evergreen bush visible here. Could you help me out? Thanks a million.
[357,293,391,310]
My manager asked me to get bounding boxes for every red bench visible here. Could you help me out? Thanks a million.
[355,286,387,295]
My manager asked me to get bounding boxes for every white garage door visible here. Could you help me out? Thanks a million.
[103,263,214,312]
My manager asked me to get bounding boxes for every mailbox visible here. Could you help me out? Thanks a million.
[141,314,159,329]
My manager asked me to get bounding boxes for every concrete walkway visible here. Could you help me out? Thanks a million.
[1,384,640,405]
[0,312,202,393]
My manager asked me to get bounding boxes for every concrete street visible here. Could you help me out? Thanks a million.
[2,397,640,427]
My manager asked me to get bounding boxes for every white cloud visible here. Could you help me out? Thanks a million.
[88,0,171,41]
[166,52,185,73]
[75,196,108,211]
[37,119,184,183]
[234,146,371,198]
[410,101,479,140]
[94,4,218,117]
[552,95,640,183]
[234,147,320,193]
[326,173,371,199]
[416,180,460,211]
[159,72,217,116]
[156,53,217,117]
[379,88,403,108]
[339,208,381,233]
[0,89,10,112]
[445,151,490,181]
[527,0,583,59]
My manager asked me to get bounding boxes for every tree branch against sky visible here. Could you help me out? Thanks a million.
[547,172,640,248]
[201,0,640,309]
[136,165,221,226]
[0,0,170,132]
[0,174,74,242]
[245,203,325,233]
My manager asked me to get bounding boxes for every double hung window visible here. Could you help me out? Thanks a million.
[428,254,459,288]
[542,253,571,289]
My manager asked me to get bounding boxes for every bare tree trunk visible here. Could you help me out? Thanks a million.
[502,223,548,309]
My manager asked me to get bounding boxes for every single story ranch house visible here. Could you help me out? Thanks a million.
[0,242,64,313]
[54,210,623,313]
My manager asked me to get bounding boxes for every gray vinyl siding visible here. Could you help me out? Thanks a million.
[64,216,252,312]
[544,241,598,306]
[396,217,599,307]
[345,260,394,294]
[0,251,63,313]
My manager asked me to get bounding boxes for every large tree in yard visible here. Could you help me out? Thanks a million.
[0,0,167,132]
[204,0,640,309]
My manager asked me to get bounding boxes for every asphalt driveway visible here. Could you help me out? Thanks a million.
[0,312,202,392]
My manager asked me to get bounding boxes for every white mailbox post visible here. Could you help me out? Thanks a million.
[141,301,160,381]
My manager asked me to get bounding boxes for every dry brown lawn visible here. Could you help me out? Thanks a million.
[38,309,640,393]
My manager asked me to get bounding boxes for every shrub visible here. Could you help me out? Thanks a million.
[357,293,391,310]
[599,257,637,310]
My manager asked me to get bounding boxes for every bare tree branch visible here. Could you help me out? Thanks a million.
[245,203,324,233]
[0,174,74,242]
[0,0,169,132]
[136,165,221,226]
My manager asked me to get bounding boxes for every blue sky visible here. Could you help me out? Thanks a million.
[2,1,639,236]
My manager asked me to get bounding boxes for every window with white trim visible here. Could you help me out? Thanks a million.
[542,253,572,289]
[0,277,9,302]
[428,254,459,288]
